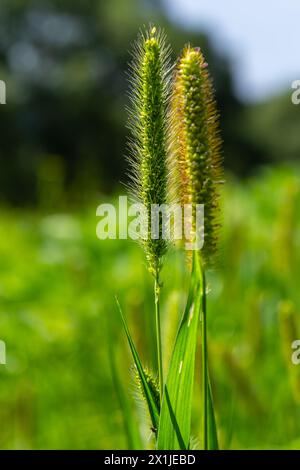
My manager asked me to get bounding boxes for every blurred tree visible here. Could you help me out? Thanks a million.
[0,0,295,206]
[245,93,300,166]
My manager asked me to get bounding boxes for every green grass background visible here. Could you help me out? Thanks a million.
[0,165,300,449]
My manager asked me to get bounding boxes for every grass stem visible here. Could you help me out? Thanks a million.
[154,271,163,402]
[201,266,208,450]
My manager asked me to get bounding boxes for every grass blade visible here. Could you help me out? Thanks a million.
[108,329,143,450]
[197,255,219,450]
[157,257,201,450]
[207,375,219,449]
[115,297,160,432]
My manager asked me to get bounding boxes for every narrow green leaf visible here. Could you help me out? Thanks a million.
[195,254,219,450]
[207,374,219,450]
[109,338,143,450]
[115,297,160,432]
[157,258,201,450]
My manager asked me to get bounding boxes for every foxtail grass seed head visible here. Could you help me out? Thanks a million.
[136,367,161,410]
[127,26,171,276]
[171,46,223,264]
[135,367,160,433]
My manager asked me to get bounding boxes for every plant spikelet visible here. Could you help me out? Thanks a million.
[135,367,160,433]
[171,45,223,263]
[127,26,171,276]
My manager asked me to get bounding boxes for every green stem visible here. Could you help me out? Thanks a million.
[154,271,163,402]
[201,266,208,450]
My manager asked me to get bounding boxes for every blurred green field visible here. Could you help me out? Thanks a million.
[0,165,300,450]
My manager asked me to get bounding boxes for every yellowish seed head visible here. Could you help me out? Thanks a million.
[171,45,223,263]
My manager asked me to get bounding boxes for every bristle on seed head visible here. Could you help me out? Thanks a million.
[126,26,172,276]
[171,45,223,264]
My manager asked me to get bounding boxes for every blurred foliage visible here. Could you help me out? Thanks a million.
[245,93,300,165]
[1,0,298,206]
[0,165,300,449]
[0,0,300,451]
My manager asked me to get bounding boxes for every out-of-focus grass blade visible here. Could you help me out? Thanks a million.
[157,258,201,450]
[207,374,219,450]
[116,297,160,432]
[108,322,143,450]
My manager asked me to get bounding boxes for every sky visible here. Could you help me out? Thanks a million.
[163,0,300,102]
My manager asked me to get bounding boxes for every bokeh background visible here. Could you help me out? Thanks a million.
[0,0,299,449]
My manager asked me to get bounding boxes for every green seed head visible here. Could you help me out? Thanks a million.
[127,26,171,276]
[135,367,160,433]
[171,46,223,264]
